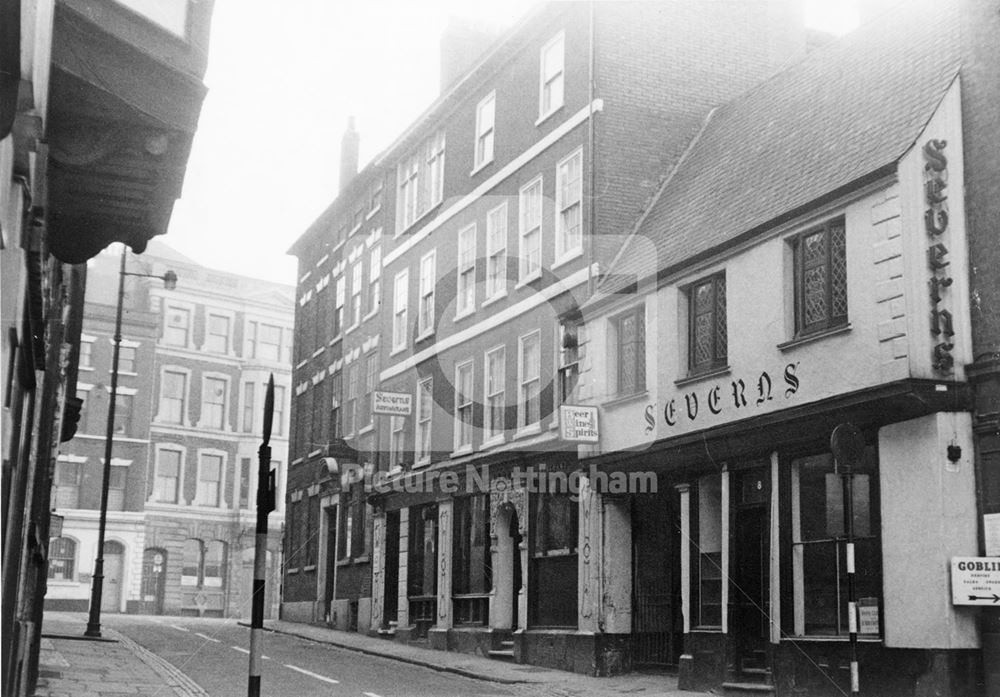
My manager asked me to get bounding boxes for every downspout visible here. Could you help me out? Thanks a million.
[586,0,597,298]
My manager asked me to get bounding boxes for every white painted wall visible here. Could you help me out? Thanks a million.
[879,412,979,649]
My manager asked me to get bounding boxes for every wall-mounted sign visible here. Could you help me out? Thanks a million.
[373,390,412,416]
[646,362,801,431]
[950,557,1000,605]
[924,139,956,374]
[984,514,1000,557]
[560,405,599,442]
[857,597,880,634]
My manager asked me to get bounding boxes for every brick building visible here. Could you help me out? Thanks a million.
[47,241,294,620]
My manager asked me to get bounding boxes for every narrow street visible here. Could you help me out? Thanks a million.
[103,614,516,697]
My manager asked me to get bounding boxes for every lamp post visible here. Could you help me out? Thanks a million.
[85,245,176,638]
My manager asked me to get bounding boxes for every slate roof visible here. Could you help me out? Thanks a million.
[597,0,963,299]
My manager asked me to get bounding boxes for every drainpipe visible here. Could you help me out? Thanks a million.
[586,0,597,298]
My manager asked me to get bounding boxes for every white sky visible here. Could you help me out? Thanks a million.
[165,0,859,286]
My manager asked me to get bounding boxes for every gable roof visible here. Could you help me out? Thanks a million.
[597,0,962,299]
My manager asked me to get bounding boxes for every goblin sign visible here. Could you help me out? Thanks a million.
[645,363,800,432]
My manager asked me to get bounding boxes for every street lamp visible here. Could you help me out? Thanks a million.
[85,245,176,638]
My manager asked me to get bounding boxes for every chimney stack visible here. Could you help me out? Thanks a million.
[339,116,359,193]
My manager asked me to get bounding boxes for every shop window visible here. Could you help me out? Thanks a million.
[530,492,578,627]
[48,537,76,580]
[688,273,727,374]
[792,218,847,336]
[182,538,227,589]
[181,539,202,586]
[696,474,723,628]
[791,452,880,637]
[407,504,438,598]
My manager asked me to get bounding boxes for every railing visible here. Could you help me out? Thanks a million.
[453,594,489,626]
[408,595,436,638]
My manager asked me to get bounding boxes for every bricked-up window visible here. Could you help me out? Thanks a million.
[416,377,433,465]
[530,492,578,627]
[484,346,506,440]
[611,306,645,397]
[457,224,476,315]
[48,537,76,580]
[196,453,223,507]
[474,92,495,169]
[539,31,565,118]
[164,306,190,346]
[454,359,474,450]
[688,273,727,373]
[154,449,182,503]
[418,250,436,336]
[118,345,137,373]
[206,314,230,353]
[397,131,446,232]
[792,451,881,637]
[392,270,409,352]
[54,461,82,509]
[793,218,847,336]
[160,370,187,424]
[518,331,541,429]
[486,202,507,300]
[555,149,583,259]
[519,176,543,280]
[453,494,491,602]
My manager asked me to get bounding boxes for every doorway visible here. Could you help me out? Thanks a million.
[141,548,167,614]
[324,506,337,624]
[382,511,399,628]
[101,541,125,613]
[731,469,770,676]
[494,503,521,629]
[632,491,682,668]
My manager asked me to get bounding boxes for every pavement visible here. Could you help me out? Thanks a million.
[35,612,706,697]
[258,619,703,697]
[34,613,207,697]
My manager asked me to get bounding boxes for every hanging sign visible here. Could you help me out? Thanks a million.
[560,405,599,442]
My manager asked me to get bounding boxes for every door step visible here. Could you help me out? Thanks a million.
[377,621,397,638]
[722,682,775,696]
[488,640,515,661]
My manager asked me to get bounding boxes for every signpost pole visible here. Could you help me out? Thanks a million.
[831,422,865,697]
[248,375,275,697]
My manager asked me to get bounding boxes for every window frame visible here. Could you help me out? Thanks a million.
[555,148,583,262]
[518,176,543,283]
[518,330,541,431]
[158,367,189,425]
[474,91,496,170]
[163,305,192,347]
[153,446,184,504]
[538,31,565,121]
[48,537,77,581]
[485,202,508,301]
[195,450,225,508]
[396,130,446,233]
[117,344,137,374]
[206,313,231,354]
[484,345,506,443]
[610,305,646,397]
[417,250,436,338]
[456,223,477,317]
[392,269,409,352]
[687,272,727,374]
[415,376,433,466]
[345,362,359,437]
[454,359,474,452]
[200,374,229,431]
[792,217,849,337]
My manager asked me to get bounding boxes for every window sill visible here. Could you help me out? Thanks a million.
[481,291,507,309]
[358,424,374,436]
[118,370,138,377]
[513,424,542,440]
[308,449,323,458]
[414,457,431,468]
[450,445,474,458]
[778,323,852,351]
[691,627,723,633]
[345,323,360,336]
[602,390,648,409]
[397,202,443,238]
[336,558,352,567]
[349,223,363,238]
[551,248,583,272]
[295,360,308,369]
[354,554,371,564]
[480,435,505,450]
[291,457,304,465]
[535,104,564,127]
[786,635,881,643]
[311,347,325,358]
[303,564,317,572]
[389,345,408,358]
[366,206,381,221]
[515,271,542,290]
[415,328,435,343]
[78,366,94,371]
[328,335,343,347]
[363,308,380,323]
[287,567,300,574]
[675,366,731,387]
[454,307,476,323]
[470,157,494,177]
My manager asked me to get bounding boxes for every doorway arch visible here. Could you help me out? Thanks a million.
[492,503,522,630]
